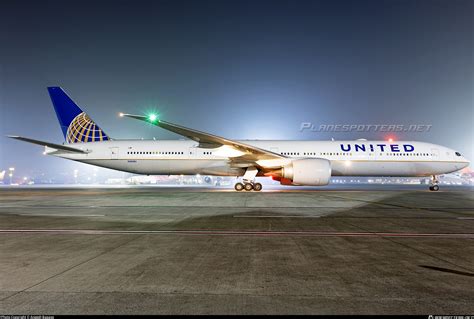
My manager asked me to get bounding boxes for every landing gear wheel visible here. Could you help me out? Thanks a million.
[253,183,262,191]
[234,182,244,191]
[429,175,439,191]
[244,183,254,191]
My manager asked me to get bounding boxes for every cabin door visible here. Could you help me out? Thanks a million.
[431,148,439,160]
[110,147,119,160]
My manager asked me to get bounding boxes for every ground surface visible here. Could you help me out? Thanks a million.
[0,185,473,314]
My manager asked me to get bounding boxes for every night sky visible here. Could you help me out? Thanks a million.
[0,0,472,179]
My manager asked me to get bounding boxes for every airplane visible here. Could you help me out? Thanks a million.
[8,87,470,191]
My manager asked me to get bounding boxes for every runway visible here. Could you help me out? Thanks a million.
[0,186,473,314]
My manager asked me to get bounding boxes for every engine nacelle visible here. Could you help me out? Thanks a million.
[282,159,331,186]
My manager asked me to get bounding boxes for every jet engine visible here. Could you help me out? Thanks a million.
[279,158,331,186]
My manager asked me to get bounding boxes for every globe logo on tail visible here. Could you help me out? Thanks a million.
[66,112,109,143]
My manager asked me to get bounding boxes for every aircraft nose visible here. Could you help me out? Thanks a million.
[462,158,470,168]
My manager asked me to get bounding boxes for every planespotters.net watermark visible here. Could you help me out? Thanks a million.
[300,122,432,133]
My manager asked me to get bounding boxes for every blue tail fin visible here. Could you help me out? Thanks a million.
[47,87,110,143]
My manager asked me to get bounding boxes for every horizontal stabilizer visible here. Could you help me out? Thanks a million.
[7,135,89,153]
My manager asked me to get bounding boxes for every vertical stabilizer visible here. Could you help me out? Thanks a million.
[47,87,110,143]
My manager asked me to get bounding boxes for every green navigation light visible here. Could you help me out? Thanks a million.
[148,114,158,122]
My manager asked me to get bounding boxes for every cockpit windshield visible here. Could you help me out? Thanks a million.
[455,152,462,156]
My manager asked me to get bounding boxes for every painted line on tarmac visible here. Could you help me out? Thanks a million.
[234,215,322,218]
[17,214,105,217]
[0,205,103,209]
[0,205,471,209]
[0,229,473,238]
[323,193,473,216]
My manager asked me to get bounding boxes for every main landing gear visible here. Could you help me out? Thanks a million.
[429,175,439,191]
[234,181,262,192]
[234,166,262,191]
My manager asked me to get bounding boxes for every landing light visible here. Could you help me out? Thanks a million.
[214,145,245,158]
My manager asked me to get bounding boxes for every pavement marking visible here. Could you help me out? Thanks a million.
[0,206,101,209]
[0,205,471,209]
[323,193,474,216]
[0,229,473,238]
[17,214,105,217]
[0,234,143,303]
[234,215,322,218]
[419,265,474,277]
[338,217,474,277]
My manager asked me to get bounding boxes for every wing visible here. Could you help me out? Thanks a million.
[7,135,89,154]
[120,114,288,167]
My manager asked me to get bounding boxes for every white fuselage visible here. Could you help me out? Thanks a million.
[49,140,469,178]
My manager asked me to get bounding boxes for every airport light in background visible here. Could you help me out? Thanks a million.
[8,167,14,185]
[22,177,29,185]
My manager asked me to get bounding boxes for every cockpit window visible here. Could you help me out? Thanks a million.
[455,152,462,156]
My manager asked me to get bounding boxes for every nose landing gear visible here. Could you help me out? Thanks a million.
[429,175,439,191]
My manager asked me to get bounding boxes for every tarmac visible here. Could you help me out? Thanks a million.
[0,185,473,314]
